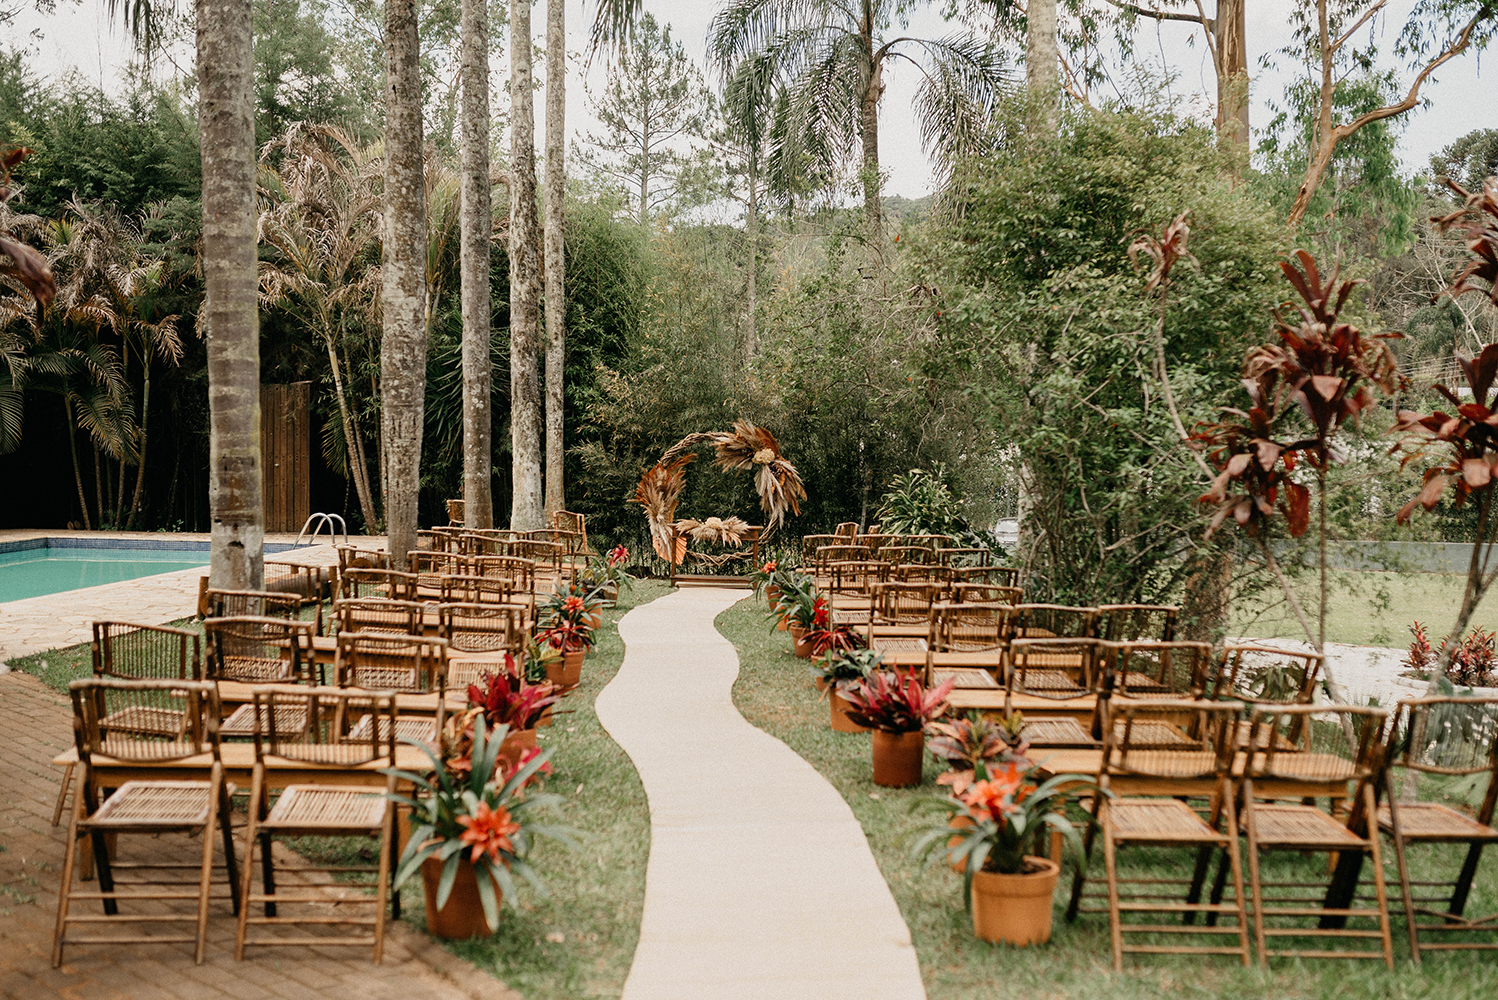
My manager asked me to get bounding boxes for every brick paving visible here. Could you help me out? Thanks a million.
[0,670,521,1000]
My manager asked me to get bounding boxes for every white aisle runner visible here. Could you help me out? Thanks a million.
[595,587,927,1000]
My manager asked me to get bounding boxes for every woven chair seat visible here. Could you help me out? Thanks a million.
[832,610,871,626]
[345,667,420,691]
[931,668,998,689]
[346,714,439,743]
[948,639,1004,652]
[1253,753,1357,784]
[1117,671,1173,693]
[1250,803,1365,848]
[89,780,219,827]
[220,655,293,683]
[876,636,928,652]
[100,706,185,737]
[1108,798,1223,842]
[1230,720,1300,751]
[1022,717,1098,747]
[450,633,509,653]
[1378,803,1498,841]
[1111,719,1199,749]
[263,784,388,832]
[1015,668,1084,694]
[219,703,309,739]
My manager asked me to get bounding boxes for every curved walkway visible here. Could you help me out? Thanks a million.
[596,587,926,1000]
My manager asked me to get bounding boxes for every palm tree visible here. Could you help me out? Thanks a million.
[197,0,265,588]
[710,0,1008,228]
[257,123,383,531]
[510,0,544,531]
[383,0,430,570]
[460,0,495,529]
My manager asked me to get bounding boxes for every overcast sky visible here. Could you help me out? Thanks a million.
[5,0,1495,199]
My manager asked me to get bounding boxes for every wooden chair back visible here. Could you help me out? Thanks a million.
[929,601,1011,652]
[468,555,538,592]
[1244,703,1387,786]
[937,546,990,567]
[948,584,1021,605]
[248,684,397,767]
[950,565,1021,588]
[1101,698,1243,791]
[1211,644,1322,704]
[800,534,841,563]
[826,560,890,596]
[334,598,424,636]
[205,589,301,621]
[438,603,525,655]
[1100,640,1214,699]
[335,631,448,694]
[813,544,871,571]
[512,539,565,573]
[459,529,518,556]
[407,550,466,593]
[1096,604,1178,642]
[1008,604,1097,640]
[855,533,897,554]
[1007,637,1101,699]
[336,544,389,574]
[91,621,201,681]
[445,498,465,526]
[869,581,939,626]
[441,573,516,605]
[337,568,418,602]
[549,510,587,537]
[70,677,220,764]
[1386,697,1498,825]
[204,616,317,684]
[877,545,934,566]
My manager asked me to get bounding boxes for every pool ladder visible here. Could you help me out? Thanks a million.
[295,512,349,548]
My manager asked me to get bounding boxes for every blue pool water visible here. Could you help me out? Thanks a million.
[0,547,208,602]
[0,540,302,603]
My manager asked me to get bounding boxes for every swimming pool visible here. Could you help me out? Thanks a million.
[0,539,297,603]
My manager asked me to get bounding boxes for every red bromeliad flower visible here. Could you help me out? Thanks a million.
[607,545,629,568]
[811,595,830,629]
[456,801,520,864]
[762,560,777,574]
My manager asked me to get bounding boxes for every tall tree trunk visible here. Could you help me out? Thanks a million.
[324,332,378,529]
[460,0,495,530]
[65,399,91,530]
[1027,0,1060,130]
[199,0,264,587]
[1214,0,1249,147]
[93,444,104,528]
[127,364,150,528]
[745,166,758,362]
[509,0,544,531]
[543,0,566,519]
[858,5,882,230]
[382,0,429,569]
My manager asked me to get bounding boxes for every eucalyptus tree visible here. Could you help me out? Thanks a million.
[510,0,544,531]
[544,0,566,518]
[715,54,778,359]
[459,0,494,528]
[709,0,1008,229]
[383,0,430,567]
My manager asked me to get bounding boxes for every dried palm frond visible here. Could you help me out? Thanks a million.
[634,455,693,562]
[673,515,752,546]
[707,421,806,534]
[686,549,753,569]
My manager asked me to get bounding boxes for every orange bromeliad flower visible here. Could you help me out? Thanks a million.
[456,801,521,864]
[960,762,1027,823]
[563,595,585,614]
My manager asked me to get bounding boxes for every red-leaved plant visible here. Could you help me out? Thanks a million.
[839,671,955,734]
[1406,621,1498,688]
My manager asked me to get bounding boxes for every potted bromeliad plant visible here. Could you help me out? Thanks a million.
[912,760,1096,947]
[767,569,817,643]
[451,659,562,768]
[577,545,633,606]
[388,717,575,939]
[839,671,955,787]
[811,648,883,732]
[537,587,601,688]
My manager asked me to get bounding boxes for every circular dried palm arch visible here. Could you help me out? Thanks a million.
[633,420,806,565]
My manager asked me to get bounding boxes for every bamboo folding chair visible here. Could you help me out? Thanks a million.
[1209,644,1323,750]
[54,678,239,967]
[334,631,448,695]
[936,546,990,567]
[948,583,1022,605]
[204,616,318,685]
[928,601,1010,652]
[1240,703,1394,968]
[950,565,1021,588]
[1103,641,1215,701]
[469,554,538,594]
[336,568,419,603]
[1066,698,1252,970]
[335,545,390,576]
[53,623,206,827]
[1008,604,1098,641]
[459,529,518,556]
[1380,696,1498,962]
[439,602,525,657]
[1096,604,1179,643]
[800,534,842,564]
[406,551,466,597]
[235,686,400,962]
[1004,637,1103,745]
[333,598,425,637]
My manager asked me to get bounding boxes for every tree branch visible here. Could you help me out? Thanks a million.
[1100,0,1211,28]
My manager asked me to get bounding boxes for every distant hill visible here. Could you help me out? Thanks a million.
[883,194,934,224]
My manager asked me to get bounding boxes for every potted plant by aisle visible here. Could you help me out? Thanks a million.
[839,671,955,786]
[750,559,780,602]
[810,648,883,732]
[575,546,633,607]
[542,582,606,633]
[912,760,1096,947]
[767,570,818,644]
[387,717,575,939]
[459,661,561,767]
[926,713,1033,871]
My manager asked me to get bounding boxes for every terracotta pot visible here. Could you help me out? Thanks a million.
[546,650,584,690]
[947,814,975,873]
[582,611,603,631]
[765,584,781,605]
[789,625,813,659]
[421,856,502,939]
[830,691,870,733]
[498,727,537,771]
[814,675,829,693]
[536,705,553,728]
[969,856,1060,947]
[776,615,790,632]
[871,729,925,786]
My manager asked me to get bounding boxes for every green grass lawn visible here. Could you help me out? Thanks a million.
[15,581,671,1000]
[718,594,1498,1000]
[1229,570,1489,649]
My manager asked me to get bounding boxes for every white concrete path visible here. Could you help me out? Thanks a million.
[596,587,927,1000]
